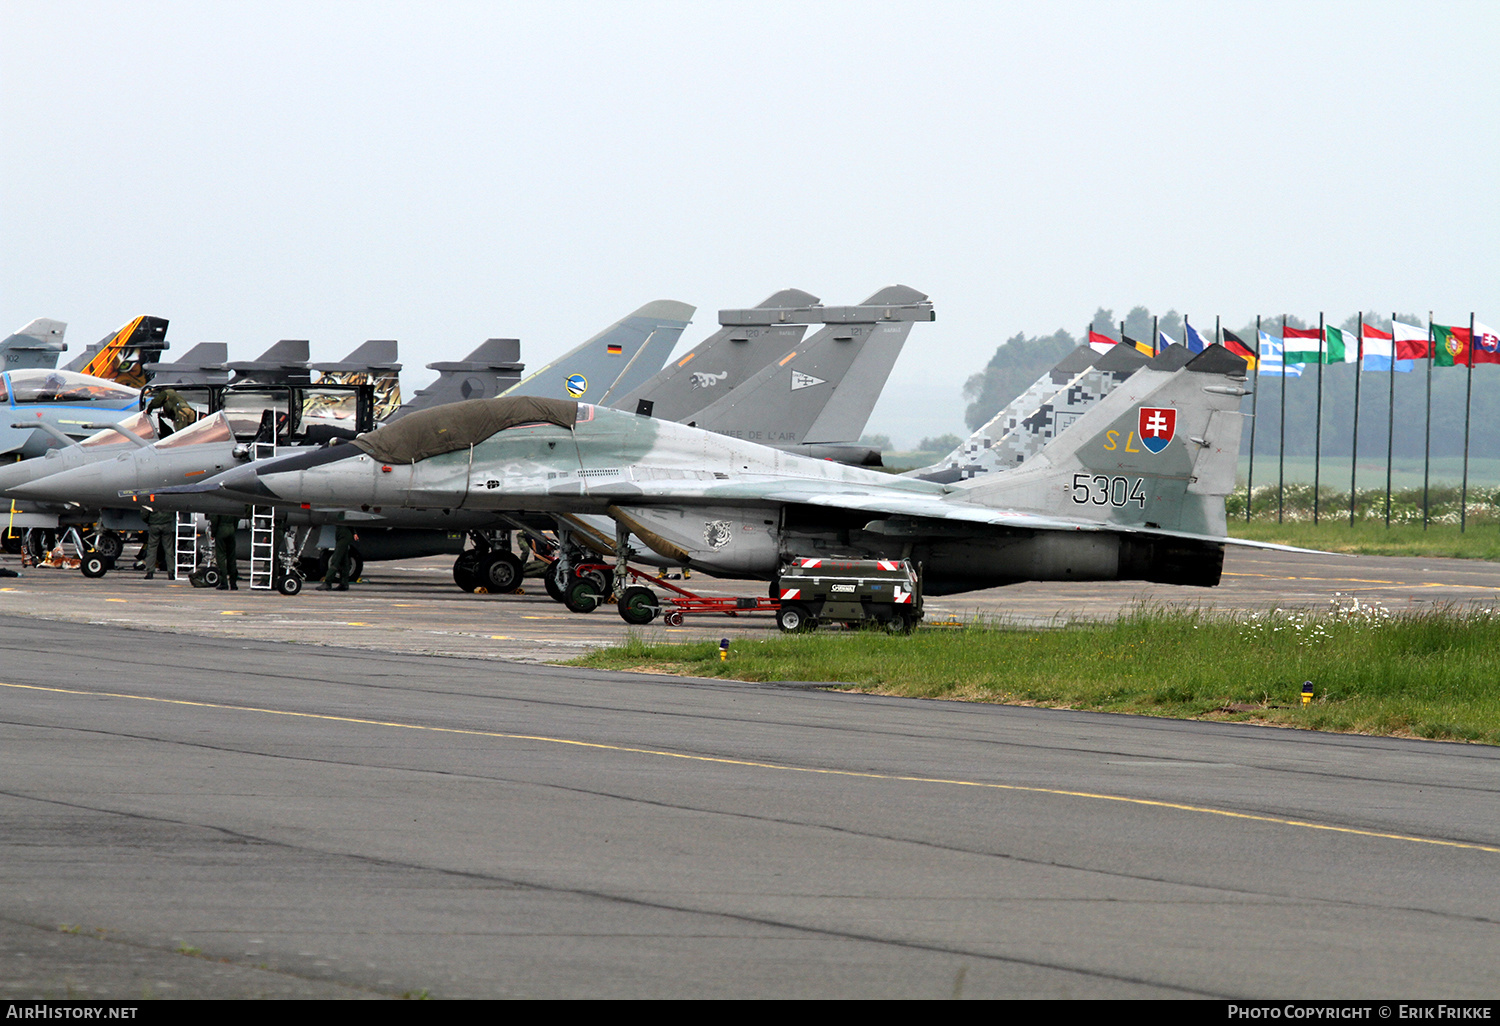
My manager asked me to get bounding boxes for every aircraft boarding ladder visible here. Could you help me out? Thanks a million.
[173,513,198,581]
[248,442,276,590]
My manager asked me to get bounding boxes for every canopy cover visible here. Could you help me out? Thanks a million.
[352,396,578,464]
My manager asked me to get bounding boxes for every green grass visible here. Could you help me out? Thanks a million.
[572,605,1500,745]
[1225,482,1500,559]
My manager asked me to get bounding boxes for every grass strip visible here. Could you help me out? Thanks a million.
[571,605,1500,745]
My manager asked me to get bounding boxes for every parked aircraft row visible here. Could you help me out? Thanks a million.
[0,288,937,592]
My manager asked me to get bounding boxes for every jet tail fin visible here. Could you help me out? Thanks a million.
[1,318,68,371]
[502,301,695,406]
[228,339,312,386]
[961,345,1251,541]
[64,316,169,387]
[312,340,403,419]
[688,285,934,447]
[608,289,825,421]
[144,342,230,388]
[391,338,524,420]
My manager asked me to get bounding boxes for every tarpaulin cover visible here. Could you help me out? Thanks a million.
[352,396,578,464]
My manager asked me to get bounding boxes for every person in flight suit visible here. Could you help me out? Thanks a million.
[208,508,245,590]
[318,524,355,591]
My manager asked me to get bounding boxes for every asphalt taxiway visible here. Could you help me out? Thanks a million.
[2,547,1499,661]
[1,549,1498,998]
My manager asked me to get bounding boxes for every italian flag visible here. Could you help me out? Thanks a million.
[1323,326,1359,363]
[1282,325,1323,365]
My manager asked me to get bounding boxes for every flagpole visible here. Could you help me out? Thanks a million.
[1152,315,1158,358]
[1247,315,1261,523]
[1423,311,1433,531]
[1279,316,1287,524]
[1462,311,1475,533]
[1350,314,1363,527]
[1314,312,1325,524]
[1386,312,1396,529]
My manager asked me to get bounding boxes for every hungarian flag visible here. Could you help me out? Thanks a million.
[1472,321,1500,365]
[1120,333,1153,356]
[1393,321,1429,360]
[1087,329,1116,354]
[1433,323,1473,367]
[1222,329,1258,368]
[1282,325,1323,365]
[1359,323,1411,372]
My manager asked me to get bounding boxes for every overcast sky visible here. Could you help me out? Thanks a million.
[4,1,1495,445]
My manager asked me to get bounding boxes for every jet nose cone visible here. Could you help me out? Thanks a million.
[210,462,278,500]
[8,462,127,506]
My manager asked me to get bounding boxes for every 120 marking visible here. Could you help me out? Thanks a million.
[1071,474,1147,508]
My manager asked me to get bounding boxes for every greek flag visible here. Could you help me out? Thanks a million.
[1257,331,1302,377]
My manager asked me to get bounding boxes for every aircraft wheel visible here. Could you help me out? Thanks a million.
[544,563,569,602]
[776,603,814,633]
[581,566,612,595]
[347,548,363,584]
[80,554,112,579]
[87,529,124,561]
[201,567,221,588]
[23,529,56,563]
[563,578,603,613]
[617,585,658,625]
[479,551,524,594]
[453,552,482,592]
[276,574,303,597]
[1,528,21,554]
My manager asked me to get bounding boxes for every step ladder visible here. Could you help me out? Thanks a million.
[248,442,276,590]
[173,512,198,581]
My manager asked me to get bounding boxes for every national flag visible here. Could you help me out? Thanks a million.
[1472,320,1500,365]
[1120,334,1153,356]
[1324,326,1358,364]
[1359,323,1412,372]
[1393,321,1429,361]
[1222,329,1258,368]
[606,343,624,355]
[1158,330,1176,352]
[1087,329,1116,355]
[1433,323,1473,367]
[1184,323,1211,353]
[1282,325,1323,365]
[1258,331,1303,377]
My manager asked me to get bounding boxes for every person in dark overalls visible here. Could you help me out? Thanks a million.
[135,505,177,579]
[319,524,355,591]
[208,509,244,590]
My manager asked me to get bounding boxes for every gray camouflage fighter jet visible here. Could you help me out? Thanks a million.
[175,345,1264,600]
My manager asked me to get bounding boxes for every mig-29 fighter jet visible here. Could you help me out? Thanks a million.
[174,344,1260,619]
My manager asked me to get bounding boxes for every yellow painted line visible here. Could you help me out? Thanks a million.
[777,351,798,366]
[219,611,243,616]
[105,599,126,603]
[2,680,1496,857]
[344,622,370,627]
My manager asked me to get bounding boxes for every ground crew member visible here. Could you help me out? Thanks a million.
[145,388,197,434]
[319,524,355,591]
[208,509,244,590]
[134,506,177,579]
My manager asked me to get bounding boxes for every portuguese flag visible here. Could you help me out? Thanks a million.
[1433,324,1473,367]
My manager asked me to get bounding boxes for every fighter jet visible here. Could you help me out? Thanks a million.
[0,367,140,458]
[1,318,68,370]
[178,345,1259,609]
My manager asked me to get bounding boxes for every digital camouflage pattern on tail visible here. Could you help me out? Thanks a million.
[914,344,1146,483]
